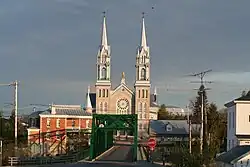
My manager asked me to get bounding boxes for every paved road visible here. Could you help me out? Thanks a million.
[46,161,163,167]
[97,146,133,162]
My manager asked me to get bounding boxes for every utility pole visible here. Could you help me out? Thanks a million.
[13,80,18,156]
[0,81,19,156]
[188,69,213,154]
[187,105,192,154]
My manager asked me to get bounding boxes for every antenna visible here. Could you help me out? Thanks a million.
[187,69,212,155]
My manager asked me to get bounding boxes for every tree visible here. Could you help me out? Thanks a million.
[190,84,208,124]
[205,103,227,161]
[158,104,169,120]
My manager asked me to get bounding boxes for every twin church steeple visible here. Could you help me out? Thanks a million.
[96,12,111,84]
[96,12,150,86]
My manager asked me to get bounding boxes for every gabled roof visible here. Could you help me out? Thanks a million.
[150,120,200,136]
[28,110,50,118]
[216,145,250,164]
[112,83,133,95]
[40,109,91,116]
[225,95,250,107]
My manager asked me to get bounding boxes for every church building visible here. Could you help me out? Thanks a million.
[86,13,159,135]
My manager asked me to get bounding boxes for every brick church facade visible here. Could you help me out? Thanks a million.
[87,13,158,135]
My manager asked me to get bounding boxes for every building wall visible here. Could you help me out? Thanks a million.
[227,105,237,151]
[236,102,250,135]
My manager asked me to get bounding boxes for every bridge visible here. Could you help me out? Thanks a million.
[6,114,163,166]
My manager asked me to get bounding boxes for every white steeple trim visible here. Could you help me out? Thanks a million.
[154,86,157,95]
[101,12,108,48]
[140,13,147,48]
[96,12,111,84]
[86,85,92,109]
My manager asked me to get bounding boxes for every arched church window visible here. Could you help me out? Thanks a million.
[102,89,105,97]
[104,102,108,113]
[140,68,146,80]
[138,90,141,98]
[139,103,142,112]
[139,123,142,129]
[100,102,103,113]
[142,89,145,98]
[101,67,107,79]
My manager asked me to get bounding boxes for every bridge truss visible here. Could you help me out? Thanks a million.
[89,114,138,161]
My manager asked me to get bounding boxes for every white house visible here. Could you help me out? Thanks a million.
[166,105,187,116]
[225,95,250,151]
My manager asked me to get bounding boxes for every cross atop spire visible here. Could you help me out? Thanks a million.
[101,11,108,47]
[140,12,147,48]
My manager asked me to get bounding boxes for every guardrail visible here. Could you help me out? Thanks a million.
[8,148,89,166]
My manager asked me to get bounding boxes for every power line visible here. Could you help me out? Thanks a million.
[187,69,213,155]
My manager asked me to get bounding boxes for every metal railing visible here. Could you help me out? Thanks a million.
[8,148,89,166]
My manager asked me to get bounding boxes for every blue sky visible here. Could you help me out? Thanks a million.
[0,0,250,115]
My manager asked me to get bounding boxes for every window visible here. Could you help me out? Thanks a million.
[232,112,234,128]
[102,89,105,97]
[143,124,147,130]
[104,102,108,113]
[106,89,109,97]
[142,89,145,98]
[229,112,231,129]
[139,124,142,129]
[166,124,172,132]
[100,102,103,113]
[101,67,107,79]
[56,119,60,128]
[46,131,51,140]
[99,89,101,97]
[86,120,90,128]
[139,113,142,119]
[56,131,60,140]
[72,120,75,127]
[140,68,146,80]
[139,103,142,112]
[249,115,250,122]
[46,118,50,128]
[138,90,140,98]
[146,90,148,98]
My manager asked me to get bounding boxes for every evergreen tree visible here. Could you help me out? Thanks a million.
[190,84,208,124]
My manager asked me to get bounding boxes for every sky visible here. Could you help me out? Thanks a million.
[0,0,250,116]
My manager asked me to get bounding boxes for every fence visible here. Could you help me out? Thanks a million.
[8,148,89,166]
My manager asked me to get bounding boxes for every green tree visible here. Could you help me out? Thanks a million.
[157,104,168,120]
[190,84,208,124]
[205,103,227,162]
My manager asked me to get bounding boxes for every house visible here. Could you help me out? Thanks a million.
[149,120,200,144]
[225,94,250,151]
[27,87,93,156]
[216,145,250,167]
[165,105,187,116]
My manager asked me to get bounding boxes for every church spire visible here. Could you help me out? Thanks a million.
[85,85,92,113]
[101,12,108,47]
[140,12,147,48]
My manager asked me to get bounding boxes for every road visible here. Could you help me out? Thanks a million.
[47,161,163,167]
[97,146,133,162]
